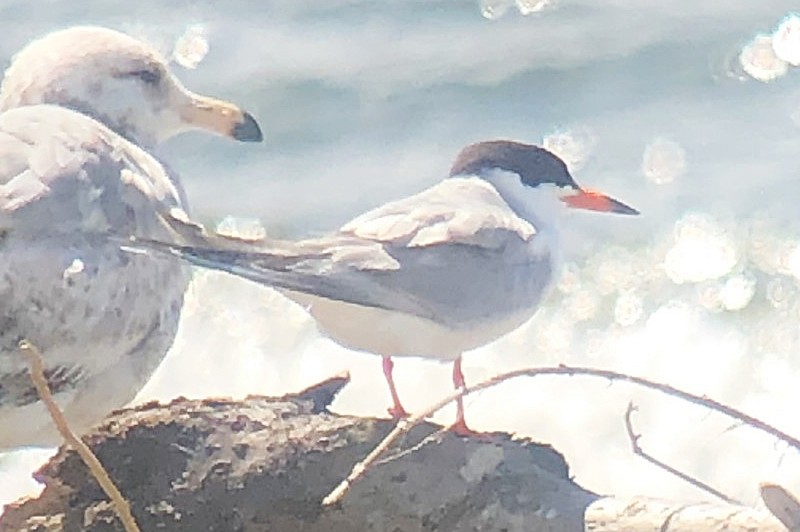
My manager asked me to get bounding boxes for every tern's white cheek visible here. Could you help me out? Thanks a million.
[484,169,567,230]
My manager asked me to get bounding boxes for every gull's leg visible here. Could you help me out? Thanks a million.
[382,355,408,419]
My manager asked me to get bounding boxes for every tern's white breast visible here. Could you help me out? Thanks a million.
[282,289,538,360]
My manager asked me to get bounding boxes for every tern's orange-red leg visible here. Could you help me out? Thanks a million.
[382,356,408,419]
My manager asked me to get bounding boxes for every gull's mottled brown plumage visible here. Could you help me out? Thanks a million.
[0,26,262,448]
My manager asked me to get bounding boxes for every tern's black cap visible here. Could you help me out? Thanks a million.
[449,140,577,188]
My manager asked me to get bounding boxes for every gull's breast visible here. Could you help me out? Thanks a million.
[0,235,190,448]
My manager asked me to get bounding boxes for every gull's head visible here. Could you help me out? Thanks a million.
[0,26,263,149]
[450,140,638,222]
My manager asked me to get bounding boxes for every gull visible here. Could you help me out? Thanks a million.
[131,140,637,434]
[0,26,262,449]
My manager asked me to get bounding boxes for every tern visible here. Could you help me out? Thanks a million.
[134,140,637,433]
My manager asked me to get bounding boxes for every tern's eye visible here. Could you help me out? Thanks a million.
[127,69,161,85]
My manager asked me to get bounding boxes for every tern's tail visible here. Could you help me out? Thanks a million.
[122,233,434,321]
[125,235,338,296]
[121,214,436,320]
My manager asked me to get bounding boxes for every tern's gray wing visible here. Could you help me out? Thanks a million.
[0,104,195,241]
[340,177,535,248]
[134,177,548,325]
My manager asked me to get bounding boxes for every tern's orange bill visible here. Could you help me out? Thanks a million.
[562,188,639,215]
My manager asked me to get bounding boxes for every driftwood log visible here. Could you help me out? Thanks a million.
[0,377,787,531]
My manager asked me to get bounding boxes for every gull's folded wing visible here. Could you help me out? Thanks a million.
[0,105,190,241]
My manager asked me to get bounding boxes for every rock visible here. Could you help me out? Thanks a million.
[1,376,785,531]
[0,378,594,531]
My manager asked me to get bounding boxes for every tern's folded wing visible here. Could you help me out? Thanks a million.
[130,177,547,324]
[340,177,535,249]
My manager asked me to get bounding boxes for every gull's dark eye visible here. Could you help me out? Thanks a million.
[128,69,161,85]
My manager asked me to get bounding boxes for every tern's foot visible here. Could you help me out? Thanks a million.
[387,404,409,419]
[449,418,491,439]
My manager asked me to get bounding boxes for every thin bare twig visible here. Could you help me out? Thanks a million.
[322,364,799,506]
[623,402,740,504]
[375,427,448,467]
[322,416,407,505]
[19,340,141,532]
